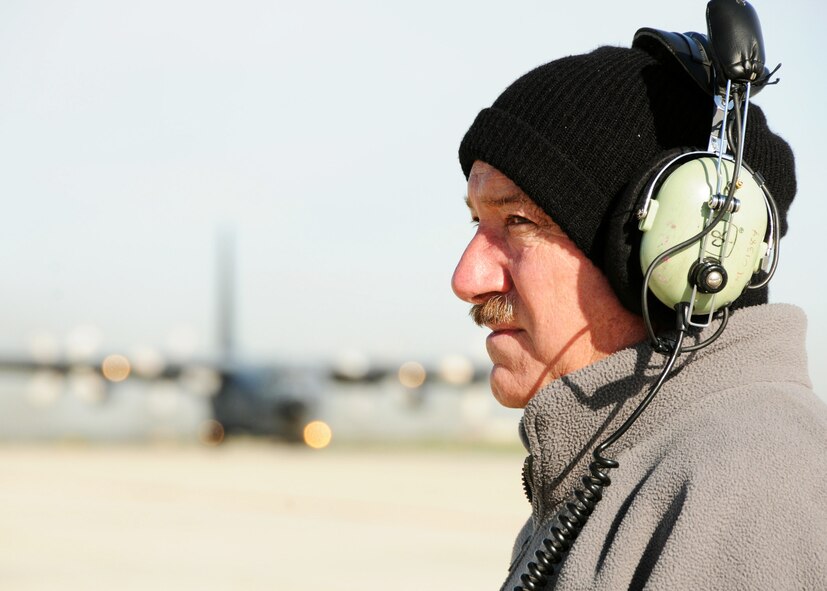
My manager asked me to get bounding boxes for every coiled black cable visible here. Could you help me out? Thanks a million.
[516,450,618,591]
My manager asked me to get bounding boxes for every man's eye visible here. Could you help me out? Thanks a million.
[506,215,532,226]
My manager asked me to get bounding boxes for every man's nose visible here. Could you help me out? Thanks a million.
[451,231,511,304]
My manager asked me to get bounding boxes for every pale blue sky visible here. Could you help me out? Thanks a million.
[1,0,824,398]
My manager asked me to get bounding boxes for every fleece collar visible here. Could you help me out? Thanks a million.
[519,304,811,521]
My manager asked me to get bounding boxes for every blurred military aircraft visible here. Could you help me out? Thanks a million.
[0,231,491,445]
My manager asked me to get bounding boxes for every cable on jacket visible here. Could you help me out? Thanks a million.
[513,306,690,591]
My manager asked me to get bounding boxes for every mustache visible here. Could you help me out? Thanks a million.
[470,294,516,327]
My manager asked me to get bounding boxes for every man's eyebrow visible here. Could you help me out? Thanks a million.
[464,193,534,209]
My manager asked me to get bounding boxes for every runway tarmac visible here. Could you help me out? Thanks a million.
[0,441,529,590]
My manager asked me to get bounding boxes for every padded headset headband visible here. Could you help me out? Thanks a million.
[633,0,773,97]
[633,30,716,97]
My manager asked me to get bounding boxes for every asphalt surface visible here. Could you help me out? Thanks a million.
[0,441,529,590]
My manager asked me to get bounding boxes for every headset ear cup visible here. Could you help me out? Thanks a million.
[602,148,690,317]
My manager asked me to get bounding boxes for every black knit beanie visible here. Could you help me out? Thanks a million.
[459,45,796,314]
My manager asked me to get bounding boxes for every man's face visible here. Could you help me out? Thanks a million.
[452,161,644,408]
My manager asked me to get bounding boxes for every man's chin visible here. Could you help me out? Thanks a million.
[489,365,534,409]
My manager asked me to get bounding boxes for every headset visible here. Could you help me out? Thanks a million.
[632,0,781,347]
[512,1,781,589]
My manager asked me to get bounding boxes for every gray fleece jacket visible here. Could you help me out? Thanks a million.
[502,304,827,590]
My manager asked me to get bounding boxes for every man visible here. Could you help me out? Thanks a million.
[453,40,827,591]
